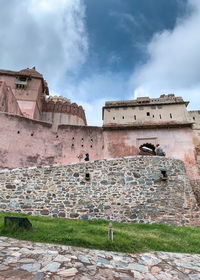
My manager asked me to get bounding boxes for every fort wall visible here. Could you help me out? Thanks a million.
[0,112,199,180]
[0,156,199,226]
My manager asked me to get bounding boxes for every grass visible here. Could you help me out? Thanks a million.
[1,211,200,254]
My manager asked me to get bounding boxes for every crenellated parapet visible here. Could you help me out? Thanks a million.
[42,99,87,125]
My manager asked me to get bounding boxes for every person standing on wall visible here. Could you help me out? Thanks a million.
[84,153,89,161]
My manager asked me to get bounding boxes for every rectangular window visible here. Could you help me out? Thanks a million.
[147,112,150,116]
[151,105,156,109]
[159,114,162,119]
[170,113,172,119]
[134,115,136,120]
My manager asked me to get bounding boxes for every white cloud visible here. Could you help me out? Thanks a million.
[0,0,88,86]
[132,0,200,109]
[55,72,130,125]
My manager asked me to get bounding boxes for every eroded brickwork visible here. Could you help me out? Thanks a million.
[0,156,200,226]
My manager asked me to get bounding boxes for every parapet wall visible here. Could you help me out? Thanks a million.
[0,156,199,226]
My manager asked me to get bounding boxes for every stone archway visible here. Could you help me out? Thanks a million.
[139,143,156,155]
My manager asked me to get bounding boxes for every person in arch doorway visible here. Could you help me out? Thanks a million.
[155,144,166,156]
[84,153,89,161]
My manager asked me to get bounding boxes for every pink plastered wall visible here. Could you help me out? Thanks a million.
[0,112,199,180]
[0,82,22,116]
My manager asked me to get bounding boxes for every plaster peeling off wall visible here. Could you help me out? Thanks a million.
[0,157,200,226]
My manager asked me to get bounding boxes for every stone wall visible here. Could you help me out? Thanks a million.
[0,156,199,226]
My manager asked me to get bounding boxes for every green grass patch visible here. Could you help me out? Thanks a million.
[1,211,200,254]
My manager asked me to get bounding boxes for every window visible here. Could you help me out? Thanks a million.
[159,114,162,119]
[170,113,172,119]
[15,76,28,90]
[122,116,124,119]
[147,112,150,116]
[151,105,156,109]
[113,117,115,120]
[193,117,196,120]
[134,115,136,120]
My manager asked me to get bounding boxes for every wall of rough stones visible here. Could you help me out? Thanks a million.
[0,156,200,226]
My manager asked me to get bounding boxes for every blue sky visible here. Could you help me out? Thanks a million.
[0,0,199,125]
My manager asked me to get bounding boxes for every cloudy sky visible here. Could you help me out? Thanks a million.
[0,0,199,125]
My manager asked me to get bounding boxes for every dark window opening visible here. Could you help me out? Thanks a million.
[17,131,20,134]
[81,138,84,141]
[134,115,136,120]
[90,145,93,148]
[147,112,150,116]
[159,114,162,119]
[122,116,124,119]
[193,117,196,120]
[56,135,58,138]
[72,137,74,140]
[91,138,93,142]
[170,113,172,119]
[153,115,154,118]
[72,143,74,147]
[81,144,84,147]
[139,143,156,155]
[113,117,115,120]
[31,133,34,136]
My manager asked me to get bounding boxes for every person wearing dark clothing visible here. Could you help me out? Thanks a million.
[84,153,89,161]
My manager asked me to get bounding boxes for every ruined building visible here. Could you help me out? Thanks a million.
[0,67,199,181]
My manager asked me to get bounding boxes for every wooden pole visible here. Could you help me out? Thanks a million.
[108,222,113,241]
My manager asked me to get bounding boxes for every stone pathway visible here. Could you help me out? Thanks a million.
[0,237,200,279]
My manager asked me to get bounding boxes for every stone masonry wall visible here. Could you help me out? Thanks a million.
[0,156,200,226]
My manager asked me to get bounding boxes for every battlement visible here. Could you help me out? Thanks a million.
[105,94,188,108]
[42,100,87,125]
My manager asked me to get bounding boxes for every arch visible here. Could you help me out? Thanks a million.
[139,143,156,155]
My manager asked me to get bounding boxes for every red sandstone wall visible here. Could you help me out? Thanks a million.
[0,82,22,116]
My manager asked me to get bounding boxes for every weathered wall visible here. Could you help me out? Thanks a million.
[0,111,199,181]
[0,82,22,116]
[0,112,104,169]
[103,103,190,126]
[0,156,199,226]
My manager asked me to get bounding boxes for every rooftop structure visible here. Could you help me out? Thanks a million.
[103,94,192,128]
[0,67,87,127]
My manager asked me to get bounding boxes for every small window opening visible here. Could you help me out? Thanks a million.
[134,115,136,120]
[170,113,172,119]
[31,133,34,136]
[72,143,74,147]
[122,116,124,119]
[17,131,20,134]
[153,115,154,118]
[90,145,93,148]
[147,112,150,116]
[113,117,115,120]
[72,137,74,140]
[81,138,84,141]
[85,173,90,181]
[193,117,196,120]
[159,114,162,119]
[81,144,84,147]
[90,138,93,142]
[56,135,59,138]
